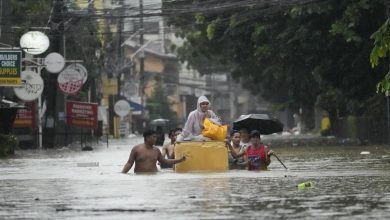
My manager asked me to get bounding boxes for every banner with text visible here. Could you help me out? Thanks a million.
[13,101,36,129]
[0,50,22,86]
[66,101,98,128]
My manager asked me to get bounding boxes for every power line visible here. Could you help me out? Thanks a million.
[8,0,326,20]
[1,0,328,38]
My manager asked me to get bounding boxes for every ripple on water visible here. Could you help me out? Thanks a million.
[1,141,389,219]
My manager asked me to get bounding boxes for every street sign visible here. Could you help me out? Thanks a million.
[57,66,84,95]
[20,31,50,55]
[44,52,65,73]
[13,70,44,101]
[120,121,127,135]
[13,101,36,129]
[0,50,22,86]
[65,63,88,84]
[66,101,98,128]
[114,100,131,117]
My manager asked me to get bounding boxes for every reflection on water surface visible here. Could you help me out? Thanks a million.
[1,138,389,219]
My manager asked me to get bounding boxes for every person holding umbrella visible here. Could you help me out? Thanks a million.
[227,130,273,171]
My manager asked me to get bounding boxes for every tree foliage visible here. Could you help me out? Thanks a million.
[9,0,51,46]
[146,81,178,125]
[62,3,103,100]
[163,0,387,125]
[9,1,102,100]
[370,18,390,93]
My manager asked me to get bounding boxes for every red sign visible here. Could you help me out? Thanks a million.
[66,101,98,128]
[58,80,83,95]
[13,101,36,129]
[57,66,85,95]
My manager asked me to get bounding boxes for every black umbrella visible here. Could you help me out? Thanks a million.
[150,118,169,125]
[232,114,283,135]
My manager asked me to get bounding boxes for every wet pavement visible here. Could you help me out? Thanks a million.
[1,137,390,219]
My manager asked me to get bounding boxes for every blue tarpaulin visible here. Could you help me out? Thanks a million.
[128,100,143,112]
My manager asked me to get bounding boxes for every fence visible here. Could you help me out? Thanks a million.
[13,116,108,149]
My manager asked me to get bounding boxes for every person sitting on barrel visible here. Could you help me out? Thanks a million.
[177,95,221,141]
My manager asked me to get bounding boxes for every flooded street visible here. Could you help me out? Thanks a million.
[1,137,390,219]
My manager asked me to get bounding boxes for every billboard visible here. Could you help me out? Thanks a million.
[13,102,36,129]
[0,50,22,86]
[66,101,98,128]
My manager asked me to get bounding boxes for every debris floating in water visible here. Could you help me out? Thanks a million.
[297,181,314,189]
[77,162,99,167]
[56,207,156,212]
[360,151,370,155]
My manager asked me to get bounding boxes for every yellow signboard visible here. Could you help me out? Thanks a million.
[0,51,22,86]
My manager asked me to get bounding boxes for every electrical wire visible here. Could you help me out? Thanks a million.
[3,0,326,20]
[1,0,327,37]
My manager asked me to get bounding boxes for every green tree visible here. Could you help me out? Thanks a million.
[4,1,103,147]
[0,0,52,136]
[370,18,390,93]
[9,0,51,41]
[146,82,178,126]
[163,0,387,129]
[63,3,103,102]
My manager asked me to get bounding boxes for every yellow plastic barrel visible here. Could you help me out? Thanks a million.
[174,141,229,172]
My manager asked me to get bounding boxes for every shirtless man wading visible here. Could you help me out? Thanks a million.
[122,130,186,173]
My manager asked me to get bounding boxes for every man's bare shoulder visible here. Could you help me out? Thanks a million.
[152,146,161,151]
[151,146,162,155]
[132,143,145,151]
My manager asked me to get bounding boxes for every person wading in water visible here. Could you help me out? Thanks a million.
[122,130,186,173]
[227,130,273,171]
[160,129,179,169]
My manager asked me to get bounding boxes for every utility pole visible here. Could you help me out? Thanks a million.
[42,0,65,148]
[139,0,145,129]
[386,0,390,146]
[0,0,2,40]
[117,0,124,96]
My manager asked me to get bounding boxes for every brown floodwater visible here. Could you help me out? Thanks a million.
[1,137,389,219]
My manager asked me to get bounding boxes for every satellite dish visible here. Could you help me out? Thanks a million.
[20,31,50,55]
[44,52,65,73]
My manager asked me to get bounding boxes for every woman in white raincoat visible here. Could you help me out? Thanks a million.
[177,96,221,141]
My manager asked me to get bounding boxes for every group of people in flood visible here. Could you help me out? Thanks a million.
[122,95,274,174]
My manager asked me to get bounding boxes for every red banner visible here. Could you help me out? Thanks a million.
[13,101,36,129]
[66,101,98,128]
